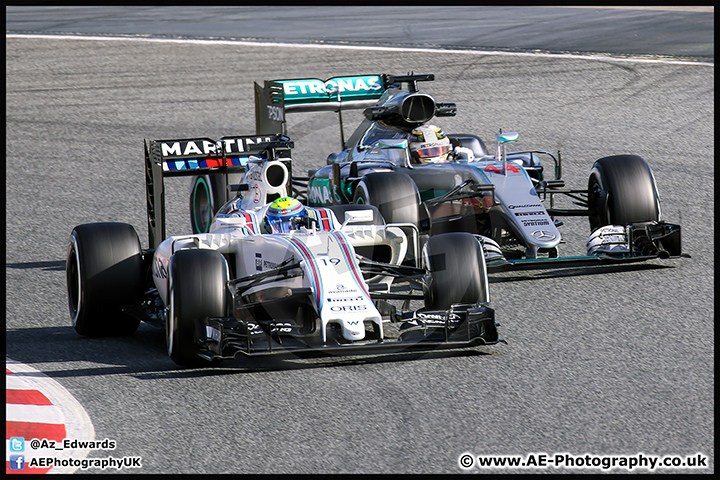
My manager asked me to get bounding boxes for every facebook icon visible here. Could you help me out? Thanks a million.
[9,455,25,471]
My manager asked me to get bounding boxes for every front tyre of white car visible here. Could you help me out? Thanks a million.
[66,223,143,337]
[167,249,229,367]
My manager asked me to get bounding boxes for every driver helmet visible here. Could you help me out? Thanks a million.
[409,125,452,164]
[266,197,308,233]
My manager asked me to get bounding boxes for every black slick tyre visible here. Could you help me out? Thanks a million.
[422,232,489,311]
[167,249,228,367]
[352,171,421,226]
[588,155,660,232]
[190,174,242,233]
[66,223,143,337]
[189,175,215,234]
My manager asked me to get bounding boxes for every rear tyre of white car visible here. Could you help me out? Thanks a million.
[423,232,489,311]
[353,171,421,226]
[189,175,215,234]
[190,174,243,233]
[588,154,660,232]
[66,223,143,337]
[167,249,228,367]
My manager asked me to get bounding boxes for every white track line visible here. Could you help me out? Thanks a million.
[6,33,713,67]
[5,404,65,425]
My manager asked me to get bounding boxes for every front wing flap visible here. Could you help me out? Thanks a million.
[192,302,502,360]
[488,221,688,272]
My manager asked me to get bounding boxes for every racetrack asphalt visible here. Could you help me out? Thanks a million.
[5,6,714,474]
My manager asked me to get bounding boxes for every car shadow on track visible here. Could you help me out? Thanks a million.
[488,262,674,284]
[6,323,498,380]
[138,348,497,379]
[6,324,174,378]
[6,260,66,271]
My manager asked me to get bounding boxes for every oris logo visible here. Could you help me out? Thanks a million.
[330,305,367,312]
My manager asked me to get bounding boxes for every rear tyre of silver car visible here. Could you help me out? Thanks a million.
[423,232,489,311]
[66,223,143,337]
[167,249,228,367]
[353,171,421,226]
[588,155,660,232]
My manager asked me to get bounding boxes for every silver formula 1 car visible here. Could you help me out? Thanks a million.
[253,73,688,270]
[66,134,502,367]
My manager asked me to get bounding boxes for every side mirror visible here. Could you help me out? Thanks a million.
[496,131,519,143]
[495,131,520,172]
[341,209,375,228]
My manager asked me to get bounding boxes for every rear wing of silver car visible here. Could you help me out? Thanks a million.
[144,134,293,248]
[254,73,452,147]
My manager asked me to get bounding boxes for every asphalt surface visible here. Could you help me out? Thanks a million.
[5,6,714,474]
[5,6,714,61]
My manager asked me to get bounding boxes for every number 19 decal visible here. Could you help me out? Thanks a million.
[319,257,341,267]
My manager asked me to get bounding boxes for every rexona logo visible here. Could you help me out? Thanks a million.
[280,75,385,104]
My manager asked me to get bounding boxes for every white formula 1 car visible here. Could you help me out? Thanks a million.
[66,134,502,367]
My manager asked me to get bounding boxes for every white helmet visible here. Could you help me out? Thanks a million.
[409,125,451,164]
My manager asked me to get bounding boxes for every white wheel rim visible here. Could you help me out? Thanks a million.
[68,234,82,326]
[167,272,175,356]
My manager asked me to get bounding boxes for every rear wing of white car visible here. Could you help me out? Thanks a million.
[254,73,450,147]
[144,134,293,248]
